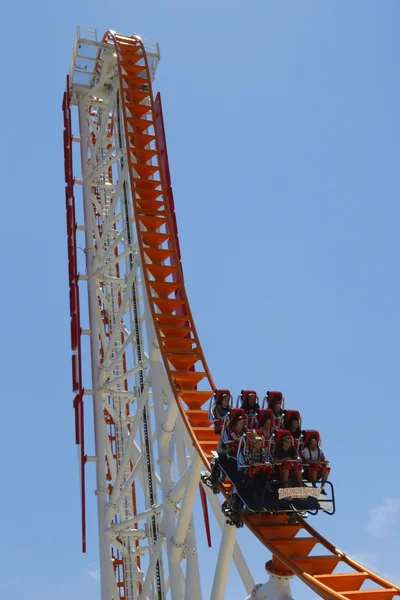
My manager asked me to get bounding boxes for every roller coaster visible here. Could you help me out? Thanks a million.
[63,27,400,600]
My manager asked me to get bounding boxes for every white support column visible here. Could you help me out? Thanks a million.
[138,535,164,600]
[243,574,294,600]
[170,452,203,563]
[146,354,183,599]
[78,96,111,600]
[188,435,255,594]
[185,528,202,600]
[175,420,202,600]
[210,522,237,600]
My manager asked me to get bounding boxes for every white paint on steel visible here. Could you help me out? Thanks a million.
[244,574,294,600]
[210,522,237,600]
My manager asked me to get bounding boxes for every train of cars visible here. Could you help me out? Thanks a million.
[200,390,335,526]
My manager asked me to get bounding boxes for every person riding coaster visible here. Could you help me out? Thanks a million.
[285,410,302,447]
[239,390,260,428]
[264,391,285,432]
[301,431,330,495]
[273,431,303,488]
[201,412,246,494]
[238,431,273,509]
[259,411,274,442]
[202,390,334,521]
[209,389,232,434]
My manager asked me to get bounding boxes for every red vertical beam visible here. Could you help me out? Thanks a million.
[63,75,86,553]
[199,484,212,547]
[154,94,195,373]
[154,93,183,272]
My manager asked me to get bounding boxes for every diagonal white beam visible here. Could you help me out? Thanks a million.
[170,452,202,563]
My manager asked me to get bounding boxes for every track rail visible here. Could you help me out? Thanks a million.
[108,31,400,600]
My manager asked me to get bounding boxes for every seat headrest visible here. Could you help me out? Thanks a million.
[240,390,258,404]
[274,429,293,446]
[284,410,301,427]
[258,409,274,426]
[214,389,231,402]
[266,391,284,409]
[230,408,246,424]
[302,430,320,447]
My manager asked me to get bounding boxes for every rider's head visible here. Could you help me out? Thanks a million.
[308,435,318,451]
[233,415,245,431]
[247,393,256,406]
[220,393,229,408]
[252,436,263,451]
[272,397,281,414]
[262,414,271,429]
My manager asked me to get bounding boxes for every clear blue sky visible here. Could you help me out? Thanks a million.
[2,1,400,598]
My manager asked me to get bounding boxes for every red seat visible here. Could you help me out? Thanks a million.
[284,410,301,428]
[258,409,274,426]
[301,430,320,449]
[274,429,293,446]
[230,408,246,422]
[284,410,302,448]
[266,391,284,409]
[242,430,272,478]
[238,390,259,428]
[246,428,273,456]
[240,389,259,404]
[238,390,259,411]
[246,429,263,440]
[214,389,232,402]
[209,389,233,434]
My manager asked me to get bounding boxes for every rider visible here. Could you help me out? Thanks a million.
[223,413,246,455]
[205,413,246,493]
[241,392,260,428]
[287,414,302,441]
[270,394,285,432]
[244,435,267,465]
[301,434,330,495]
[243,434,272,509]
[273,433,303,488]
[211,393,231,433]
[259,412,273,441]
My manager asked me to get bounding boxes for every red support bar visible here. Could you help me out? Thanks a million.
[63,74,86,552]
[154,93,183,271]
[154,92,196,383]
[199,484,212,548]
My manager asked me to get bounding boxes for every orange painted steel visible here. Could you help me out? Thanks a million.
[106,31,400,600]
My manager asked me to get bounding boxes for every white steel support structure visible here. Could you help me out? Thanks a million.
[210,523,237,600]
[66,25,257,600]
